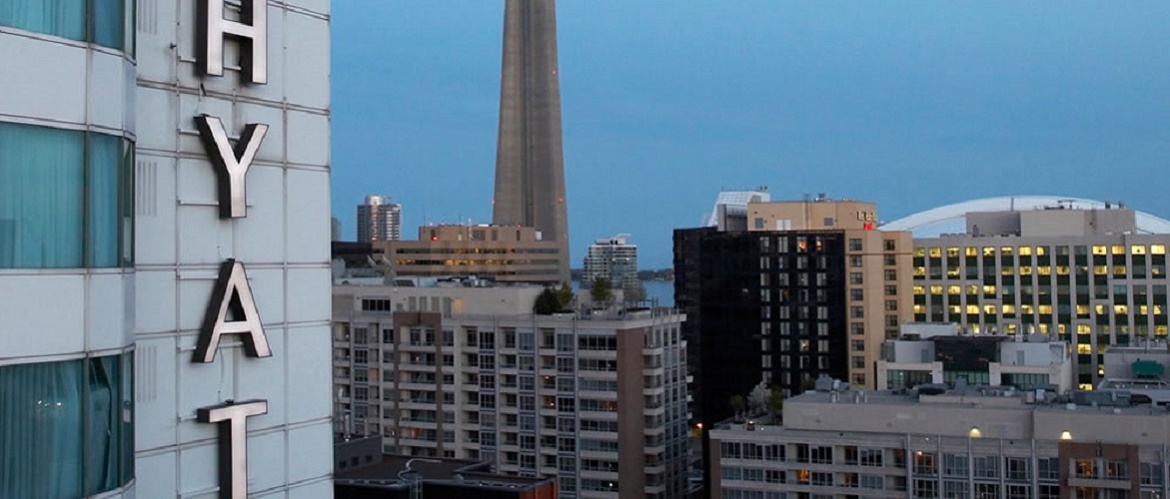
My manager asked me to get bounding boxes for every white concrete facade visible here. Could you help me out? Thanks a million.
[131,0,333,498]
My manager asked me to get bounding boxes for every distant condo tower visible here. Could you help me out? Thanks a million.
[493,0,570,283]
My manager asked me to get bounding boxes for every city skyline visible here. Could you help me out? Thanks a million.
[332,2,1170,269]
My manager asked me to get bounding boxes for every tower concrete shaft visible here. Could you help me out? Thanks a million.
[493,0,570,283]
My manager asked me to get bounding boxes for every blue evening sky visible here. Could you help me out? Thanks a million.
[331,2,1170,269]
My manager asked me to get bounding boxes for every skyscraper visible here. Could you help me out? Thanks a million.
[357,195,402,242]
[493,0,570,283]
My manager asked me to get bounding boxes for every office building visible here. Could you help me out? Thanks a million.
[876,323,1075,393]
[710,387,1170,499]
[378,225,567,285]
[492,0,570,281]
[582,234,638,289]
[358,195,403,242]
[332,282,691,498]
[0,1,334,497]
[674,195,914,426]
[885,197,1170,388]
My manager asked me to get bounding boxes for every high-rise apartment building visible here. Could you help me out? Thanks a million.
[1,0,334,497]
[358,195,403,242]
[492,0,570,281]
[675,196,913,426]
[332,283,691,498]
[891,202,1170,389]
[583,234,638,289]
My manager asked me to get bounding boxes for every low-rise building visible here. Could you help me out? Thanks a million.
[378,225,567,284]
[710,387,1170,499]
[877,323,1075,393]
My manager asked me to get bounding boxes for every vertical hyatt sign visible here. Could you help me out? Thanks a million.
[191,1,271,498]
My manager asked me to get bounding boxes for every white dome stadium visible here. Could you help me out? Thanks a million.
[882,196,1170,237]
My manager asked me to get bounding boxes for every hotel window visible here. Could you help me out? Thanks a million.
[0,123,134,268]
[884,254,896,266]
[851,306,864,318]
[849,238,863,251]
[0,354,134,497]
[0,0,135,52]
[850,289,864,301]
[850,272,863,284]
[850,256,863,267]
[885,239,896,251]
[885,269,897,280]
[886,285,898,296]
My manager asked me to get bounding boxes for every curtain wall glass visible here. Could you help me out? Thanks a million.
[0,353,133,497]
[0,0,134,52]
[0,121,134,269]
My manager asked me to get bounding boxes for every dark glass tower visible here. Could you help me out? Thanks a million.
[492,0,570,283]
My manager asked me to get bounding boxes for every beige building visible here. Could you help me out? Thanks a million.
[710,388,1170,499]
[747,198,915,389]
[378,225,569,285]
[332,283,691,498]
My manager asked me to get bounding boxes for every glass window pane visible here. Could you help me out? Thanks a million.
[92,0,124,49]
[88,133,121,267]
[0,0,86,41]
[120,141,134,266]
[84,356,120,494]
[0,122,84,268]
[0,360,85,497]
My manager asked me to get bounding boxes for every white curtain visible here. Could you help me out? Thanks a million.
[0,122,84,268]
[0,0,85,41]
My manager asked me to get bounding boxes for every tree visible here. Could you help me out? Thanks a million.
[532,287,562,315]
[748,381,769,415]
[590,276,613,304]
[729,394,746,421]
[557,282,574,309]
[623,281,647,304]
[768,388,784,420]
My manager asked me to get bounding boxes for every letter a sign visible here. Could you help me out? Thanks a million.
[194,259,272,363]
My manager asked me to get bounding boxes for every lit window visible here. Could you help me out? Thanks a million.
[1039,305,1053,314]
[1152,245,1166,255]
[947,247,959,258]
[1019,266,1033,276]
[983,246,995,256]
[914,247,926,257]
[1132,245,1147,255]
[1157,326,1168,337]
[930,286,943,295]
[913,285,925,295]
[1036,246,1047,256]
[1112,245,1125,255]
[1076,305,1090,316]
[966,285,979,295]
[1094,266,1108,275]
[1020,304,1034,314]
[983,304,997,315]
[1115,305,1129,314]
[1077,344,1092,355]
[947,286,960,295]
[966,305,980,314]
[983,285,996,294]
[965,247,978,257]
[1002,305,1016,314]
[1113,266,1127,276]
[1037,266,1051,275]
[1092,245,1108,255]
[1001,246,1014,255]
[1077,324,1091,335]
[1019,246,1032,256]
[1056,266,1070,275]
[929,247,942,258]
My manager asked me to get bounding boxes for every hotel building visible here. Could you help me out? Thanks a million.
[1,0,334,497]
[674,196,914,426]
[332,282,691,498]
[893,202,1170,389]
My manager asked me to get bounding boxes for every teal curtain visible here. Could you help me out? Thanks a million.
[0,361,85,498]
[0,0,85,41]
[0,122,84,268]
[91,0,124,50]
[88,133,121,267]
[0,356,132,497]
